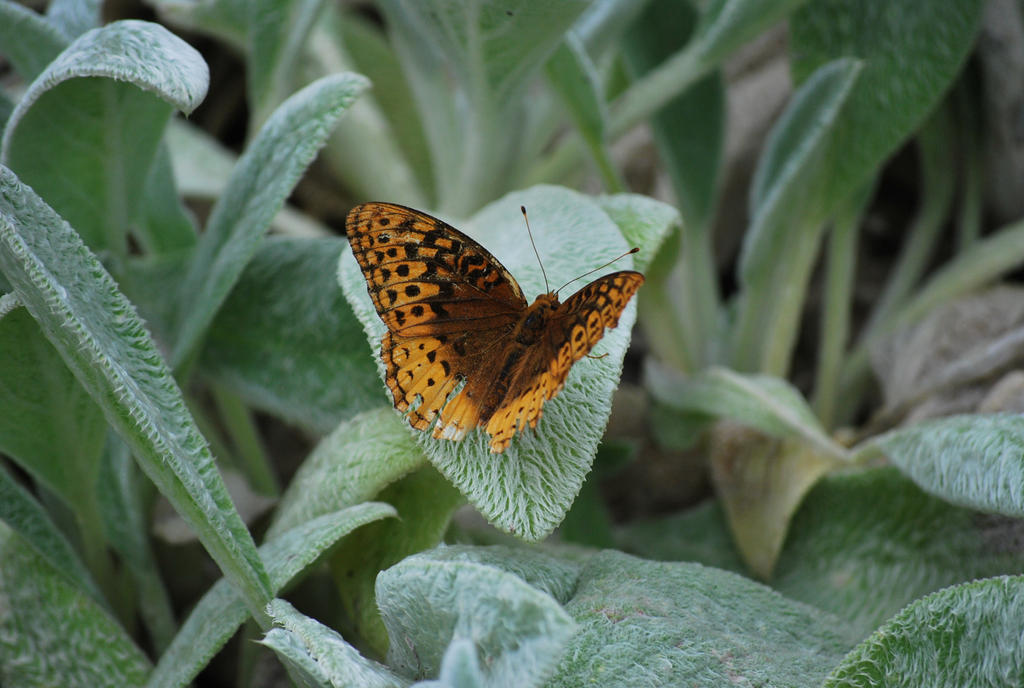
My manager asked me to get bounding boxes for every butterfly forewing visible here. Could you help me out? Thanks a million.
[346,203,527,336]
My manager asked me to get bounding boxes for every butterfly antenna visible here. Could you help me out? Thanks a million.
[554,247,640,296]
[521,205,550,293]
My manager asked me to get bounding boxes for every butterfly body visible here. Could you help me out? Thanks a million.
[346,202,643,453]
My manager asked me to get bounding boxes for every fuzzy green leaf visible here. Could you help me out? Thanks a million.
[593,192,679,275]
[692,0,811,67]
[336,10,435,203]
[790,0,985,211]
[422,638,486,688]
[1,20,208,252]
[647,362,848,461]
[0,463,103,605]
[824,576,1024,687]
[98,437,176,652]
[202,237,380,434]
[268,407,425,537]
[545,34,616,187]
[623,0,725,232]
[377,550,577,686]
[46,0,102,39]
[148,0,248,48]
[247,0,327,125]
[146,503,396,688]
[0,2,66,80]
[0,166,272,618]
[339,186,652,540]
[731,58,861,375]
[263,599,409,688]
[380,0,587,109]
[863,413,1024,518]
[548,550,854,685]
[0,523,151,687]
[171,72,369,368]
[619,468,1024,640]
[0,308,107,529]
[331,467,464,655]
[379,0,588,213]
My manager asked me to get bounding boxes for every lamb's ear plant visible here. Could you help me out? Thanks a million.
[3,0,1024,686]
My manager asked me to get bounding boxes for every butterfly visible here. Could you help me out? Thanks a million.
[345,202,644,453]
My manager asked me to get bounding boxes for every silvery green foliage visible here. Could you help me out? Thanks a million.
[171,72,369,367]
[0,523,151,687]
[377,548,577,686]
[0,166,273,617]
[147,503,396,688]
[824,576,1024,687]
[263,599,409,688]
[865,413,1024,518]
[268,407,423,538]
[340,186,673,540]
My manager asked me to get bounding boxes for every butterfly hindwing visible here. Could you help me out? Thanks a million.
[346,203,527,337]
[479,271,645,452]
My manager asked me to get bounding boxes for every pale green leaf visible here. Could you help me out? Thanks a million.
[0,463,103,606]
[171,72,369,368]
[268,407,425,537]
[146,503,396,688]
[263,599,410,688]
[420,638,486,688]
[548,550,854,686]
[330,467,464,657]
[824,576,1024,687]
[377,550,577,686]
[731,58,862,374]
[647,362,849,461]
[247,0,328,125]
[0,166,272,619]
[134,144,198,254]
[1,20,209,252]
[339,186,650,540]
[260,627,334,688]
[776,467,1024,640]
[693,0,811,67]
[147,0,248,48]
[863,413,1024,518]
[202,238,380,434]
[790,0,985,211]
[0,523,151,687]
[545,34,617,187]
[379,0,588,214]
[0,308,107,527]
[336,9,435,203]
[619,468,1024,640]
[623,0,725,233]
[593,192,679,274]
[98,437,176,652]
[0,1,66,80]
[46,0,102,39]
[380,0,587,109]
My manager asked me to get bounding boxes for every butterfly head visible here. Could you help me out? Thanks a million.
[517,293,559,345]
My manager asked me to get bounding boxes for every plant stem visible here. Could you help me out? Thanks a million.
[212,383,279,497]
[813,183,873,429]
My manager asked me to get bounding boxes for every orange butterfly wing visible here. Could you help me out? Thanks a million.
[347,201,644,453]
[346,202,527,434]
[480,271,645,452]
